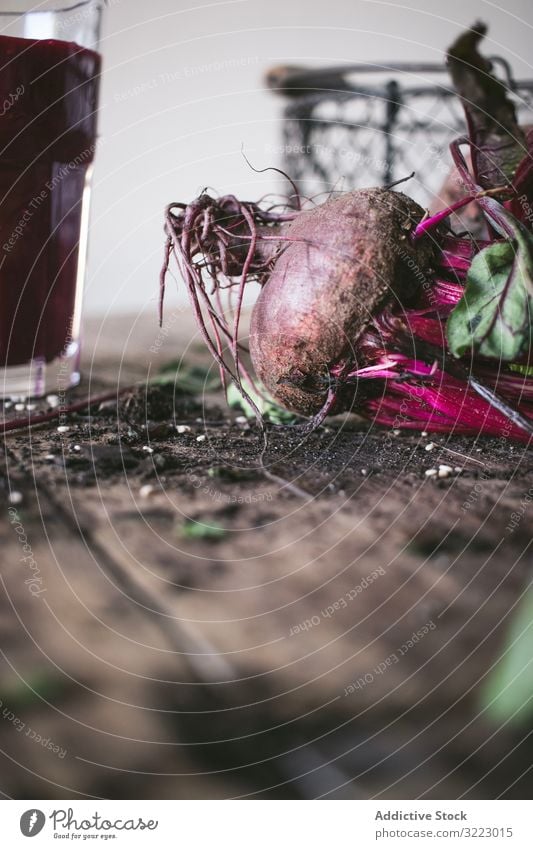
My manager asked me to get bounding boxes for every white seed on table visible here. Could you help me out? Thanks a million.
[235,416,248,425]
[14,403,25,412]
[73,445,81,452]
[361,469,367,476]
[26,403,37,411]
[46,394,60,407]
[139,484,155,499]
[45,454,56,461]
[97,399,116,412]
[438,465,453,478]
[57,426,70,434]
[425,442,435,452]
[142,445,154,453]
[196,435,206,443]
[425,468,438,477]
[454,467,462,473]
[176,425,191,434]
[392,429,400,436]
[8,491,23,505]
[421,431,428,437]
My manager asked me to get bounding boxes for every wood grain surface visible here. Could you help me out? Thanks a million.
[0,312,532,799]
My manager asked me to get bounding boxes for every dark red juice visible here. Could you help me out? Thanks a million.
[0,35,100,366]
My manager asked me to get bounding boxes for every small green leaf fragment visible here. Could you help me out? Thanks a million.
[509,363,533,377]
[227,380,297,424]
[180,520,226,540]
[0,673,66,709]
[226,381,258,419]
[151,360,221,393]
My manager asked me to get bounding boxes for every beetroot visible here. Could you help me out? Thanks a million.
[161,181,533,441]
[249,189,434,416]
[160,23,533,441]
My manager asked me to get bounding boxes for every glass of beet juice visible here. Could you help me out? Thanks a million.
[0,1,103,398]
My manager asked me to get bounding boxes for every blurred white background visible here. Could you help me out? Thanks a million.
[87,0,533,316]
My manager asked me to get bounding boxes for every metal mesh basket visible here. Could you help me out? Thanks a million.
[272,60,533,208]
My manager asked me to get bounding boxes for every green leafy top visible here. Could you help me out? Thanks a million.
[447,204,533,360]
[447,22,526,189]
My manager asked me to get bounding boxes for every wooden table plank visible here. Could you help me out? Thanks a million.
[1,314,532,799]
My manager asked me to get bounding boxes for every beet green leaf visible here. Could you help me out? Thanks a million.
[447,218,533,361]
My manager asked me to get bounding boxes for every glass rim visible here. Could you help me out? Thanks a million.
[0,0,102,16]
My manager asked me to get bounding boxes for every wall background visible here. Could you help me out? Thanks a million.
[86,0,533,316]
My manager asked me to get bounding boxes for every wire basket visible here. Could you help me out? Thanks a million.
[270,60,533,208]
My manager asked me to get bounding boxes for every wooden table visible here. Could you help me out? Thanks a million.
[0,312,532,799]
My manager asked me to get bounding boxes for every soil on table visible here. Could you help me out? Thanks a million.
[1,377,532,800]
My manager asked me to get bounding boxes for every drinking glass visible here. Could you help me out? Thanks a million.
[0,0,103,397]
